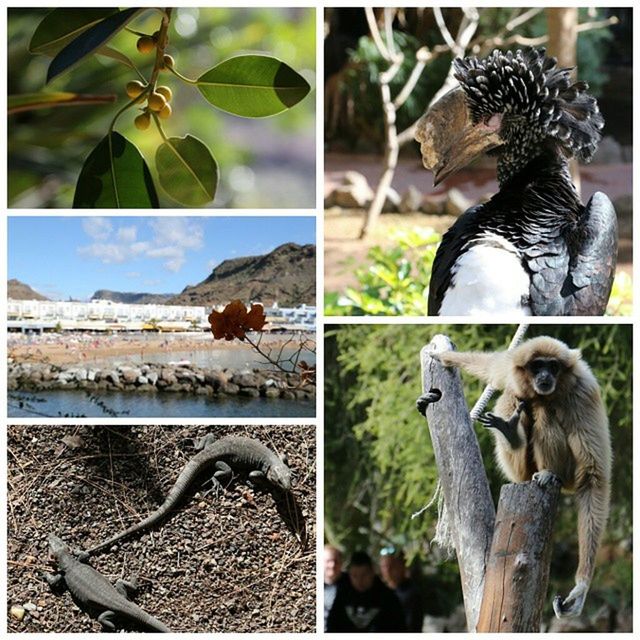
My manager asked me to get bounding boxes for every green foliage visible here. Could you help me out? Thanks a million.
[155,135,218,206]
[341,30,450,149]
[325,324,632,613]
[8,8,314,208]
[73,131,159,208]
[325,227,439,316]
[606,271,633,317]
[197,55,310,118]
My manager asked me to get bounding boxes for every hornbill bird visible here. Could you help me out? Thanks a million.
[415,48,617,316]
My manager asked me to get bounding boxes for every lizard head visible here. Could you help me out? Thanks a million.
[267,456,292,491]
[47,534,70,562]
[48,534,67,553]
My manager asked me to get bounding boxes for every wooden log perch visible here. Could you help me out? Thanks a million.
[476,479,562,632]
[420,335,496,631]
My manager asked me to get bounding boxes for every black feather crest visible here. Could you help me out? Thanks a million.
[454,48,603,162]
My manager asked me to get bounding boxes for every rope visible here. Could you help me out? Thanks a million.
[469,323,529,420]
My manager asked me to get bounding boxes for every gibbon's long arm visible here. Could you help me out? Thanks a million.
[435,350,508,389]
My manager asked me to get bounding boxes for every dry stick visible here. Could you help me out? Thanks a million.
[360,8,479,237]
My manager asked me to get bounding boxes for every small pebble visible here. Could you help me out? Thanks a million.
[23,602,37,612]
[10,606,25,621]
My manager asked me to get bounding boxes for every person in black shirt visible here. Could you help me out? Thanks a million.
[326,550,406,632]
[380,547,424,632]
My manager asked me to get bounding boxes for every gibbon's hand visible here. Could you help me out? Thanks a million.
[416,389,442,416]
[553,581,589,618]
[477,411,522,449]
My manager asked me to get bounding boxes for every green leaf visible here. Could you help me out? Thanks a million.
[197,54,310,118]
[47,8,143,83]
[155,135,218,206]
[97,45,137,71]
[8,92,116,114]
[29,8,118,55]
[73,132,159,208]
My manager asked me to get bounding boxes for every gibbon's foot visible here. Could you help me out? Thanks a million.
[477,410,522,448]
[532,469,562,488]
[416,389,442,416]
[553,581,589,618]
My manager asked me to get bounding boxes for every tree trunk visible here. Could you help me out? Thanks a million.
[476,479,562,632]
[419,335,496,631]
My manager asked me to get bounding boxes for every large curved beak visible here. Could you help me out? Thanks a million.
[415,88,503,187]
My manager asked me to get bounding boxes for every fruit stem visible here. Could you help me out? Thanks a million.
[166,65,198,85]
[109,95,145,134]
[151,112,170,143]
[148,8,173,91]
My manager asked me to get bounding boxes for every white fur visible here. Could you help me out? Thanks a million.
[438,239,531,316]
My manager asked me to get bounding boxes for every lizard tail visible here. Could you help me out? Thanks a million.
[86,456,207,555]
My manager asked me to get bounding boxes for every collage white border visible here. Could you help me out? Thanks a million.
[2,1,638,638]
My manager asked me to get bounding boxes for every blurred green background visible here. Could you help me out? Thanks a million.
[8,7,316,208]
[325,323,632,624]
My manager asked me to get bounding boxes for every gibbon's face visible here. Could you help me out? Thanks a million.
[527,358,561,395]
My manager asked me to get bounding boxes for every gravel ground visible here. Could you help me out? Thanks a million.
[7,424,316,633]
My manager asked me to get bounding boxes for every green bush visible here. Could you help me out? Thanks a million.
[325,227,439,315]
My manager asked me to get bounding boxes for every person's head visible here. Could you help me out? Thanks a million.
[348,551,376,593]
[379,547,408,589]
[324,545,343,585]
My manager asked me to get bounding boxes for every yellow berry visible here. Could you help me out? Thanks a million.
[147,92,167,112]
[125,80,145,99]
[158,103,172,119]
[134,112,151,130]
[162,54,175,69]
[136,36,155,54]
[156,85,172,102]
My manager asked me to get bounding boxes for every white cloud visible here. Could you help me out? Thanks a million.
[117,226,137,242]
[125,271,141,278]
[82,217,112,240]
[78,217,204,274]
[78,243,129,263]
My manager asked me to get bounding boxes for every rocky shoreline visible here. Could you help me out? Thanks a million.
[7,360,315,402]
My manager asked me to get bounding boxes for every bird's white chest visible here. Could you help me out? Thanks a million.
[438,240,531,316]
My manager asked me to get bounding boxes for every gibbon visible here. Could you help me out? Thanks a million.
[417,336,611,618]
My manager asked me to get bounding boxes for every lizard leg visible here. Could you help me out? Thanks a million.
[248,469,267,487]
[115,578,137,598]
[97,610,118,631]
[42,571,65,592]
[202,461,232,497]
[194,433,217,451]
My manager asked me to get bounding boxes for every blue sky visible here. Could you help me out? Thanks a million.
[9,216,316,301]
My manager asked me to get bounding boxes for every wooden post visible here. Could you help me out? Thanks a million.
[476,480,562,632]
[420,335,495,631]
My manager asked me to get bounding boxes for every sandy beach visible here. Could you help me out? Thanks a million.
[8,331,311,367]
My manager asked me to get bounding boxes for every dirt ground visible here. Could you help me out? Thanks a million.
[7,424,316,633]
